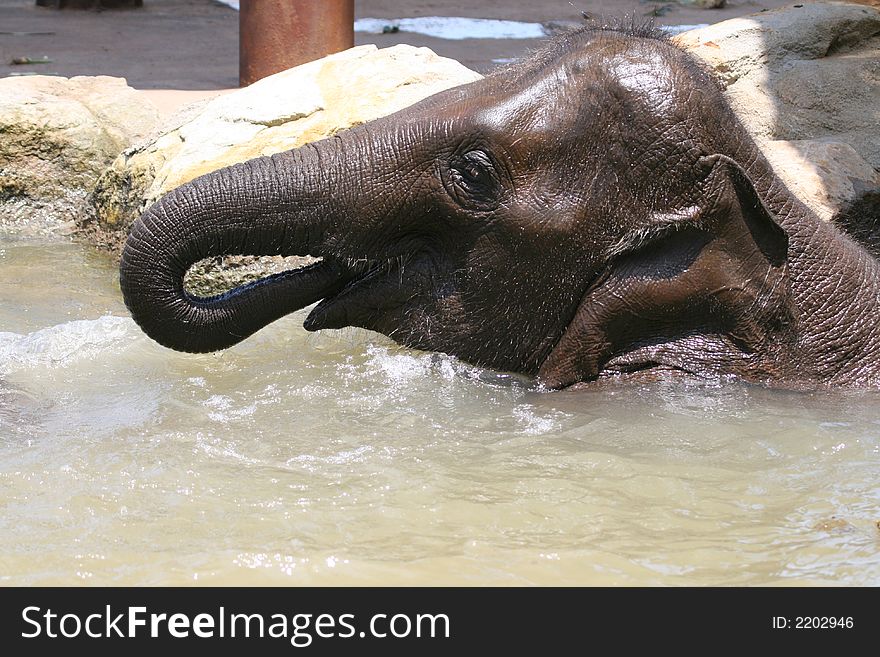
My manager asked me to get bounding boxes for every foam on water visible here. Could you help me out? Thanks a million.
[0,316,136,375]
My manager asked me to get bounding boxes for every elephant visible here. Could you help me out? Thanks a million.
[119,24,880,389]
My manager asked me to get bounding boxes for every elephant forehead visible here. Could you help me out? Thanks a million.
[607,50,675,112]
[473,71,573,133]
[469,50,677,138]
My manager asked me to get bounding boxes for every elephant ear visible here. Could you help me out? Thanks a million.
[538,154,791,389]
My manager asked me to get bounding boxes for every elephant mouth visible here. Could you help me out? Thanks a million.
[300,257,405,332]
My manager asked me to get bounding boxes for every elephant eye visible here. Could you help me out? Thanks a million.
[448,150,502,209]
[458,152,493,187]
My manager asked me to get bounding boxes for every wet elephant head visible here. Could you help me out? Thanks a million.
[121,26,879,388]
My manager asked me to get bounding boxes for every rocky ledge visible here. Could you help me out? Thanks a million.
[674,1,880,220]
[0,74,159,235]
[87,44,481,253]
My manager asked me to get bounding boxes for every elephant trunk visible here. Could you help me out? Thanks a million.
[119,148,350,353]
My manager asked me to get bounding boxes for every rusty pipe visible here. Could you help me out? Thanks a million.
[239,0,354,87]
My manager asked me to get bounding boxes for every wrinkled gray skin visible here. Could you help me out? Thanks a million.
[120,26,880,389]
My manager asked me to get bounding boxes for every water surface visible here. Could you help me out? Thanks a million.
[1,236,878,585]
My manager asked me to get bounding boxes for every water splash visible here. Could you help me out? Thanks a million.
[0,316,136,375]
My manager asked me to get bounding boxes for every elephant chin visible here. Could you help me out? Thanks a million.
[302,258,417,334]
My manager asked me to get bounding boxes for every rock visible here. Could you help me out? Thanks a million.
[763,140,880,221]
[91,44,482,242]
[674,3,880,186]
[184,254,319,298]
[0,75,160,235]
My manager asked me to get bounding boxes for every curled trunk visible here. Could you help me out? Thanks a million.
[119,150,348,353]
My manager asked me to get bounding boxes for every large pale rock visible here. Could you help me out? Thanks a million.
[0,75,160,234]
[674,2,880,218]
[91,44,482,235]
[763,140,880,221]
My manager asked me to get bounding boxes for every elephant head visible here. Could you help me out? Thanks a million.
[121,26,879,388]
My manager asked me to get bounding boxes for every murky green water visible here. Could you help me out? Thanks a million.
[1,235,878,585]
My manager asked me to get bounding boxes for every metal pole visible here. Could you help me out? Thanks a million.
[239,0,354,87]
